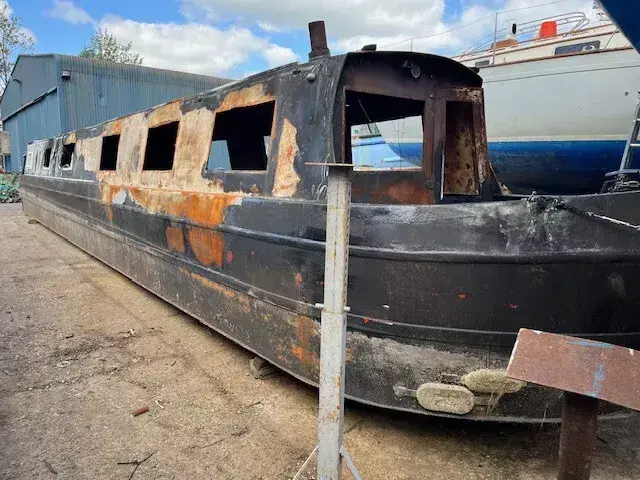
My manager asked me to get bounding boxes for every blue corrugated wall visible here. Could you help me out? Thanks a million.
[3,91,61,172]
[0,54,230,172]
[57,55,230,133]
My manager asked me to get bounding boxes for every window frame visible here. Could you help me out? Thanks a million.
[142,120,180,172]
[204,100,277,174]
[100,134,121,171]
[60,142,75,170]
[42,147,52,170]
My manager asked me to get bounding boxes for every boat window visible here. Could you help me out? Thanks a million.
[474,59,491,67]
[555,41,600,56]
[60,143,75,169]
[206,101,275,171]
[346,91,423,170]
[100,134,120,171]
[43,147,52,169]
[143,121,179,171]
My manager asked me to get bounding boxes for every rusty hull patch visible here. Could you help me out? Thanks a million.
[353,176,435,204]
[272,118,301,197]
[443,102,479,196]
[290,314,320,376]
[165,225,186,253]
[148,100,182,128]
[217,83,275,112]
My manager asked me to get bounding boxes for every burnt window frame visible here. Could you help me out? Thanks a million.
[204,100,276,173]
[336,60,491,204]
[42,146,52,169]
[142,121,180,171]
[337,86,439,184]
[60,142,75,170]
[100,134,121,171]
[345,90,426,172]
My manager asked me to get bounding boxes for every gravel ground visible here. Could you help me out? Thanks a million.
[1,203,638,480]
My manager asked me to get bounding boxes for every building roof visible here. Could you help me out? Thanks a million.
[1,53,232,121]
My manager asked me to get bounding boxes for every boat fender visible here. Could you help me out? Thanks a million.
[461,369,526,394]
[416,383,475,415]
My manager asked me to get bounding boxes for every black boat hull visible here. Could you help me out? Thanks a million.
[21,176,640,421]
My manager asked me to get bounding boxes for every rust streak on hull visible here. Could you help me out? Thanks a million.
[165,226,186,253]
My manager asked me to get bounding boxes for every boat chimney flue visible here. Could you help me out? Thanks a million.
[308,21,331,59]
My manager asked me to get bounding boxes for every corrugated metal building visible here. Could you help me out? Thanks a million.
[0,54,231,172]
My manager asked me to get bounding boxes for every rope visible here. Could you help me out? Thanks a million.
[529,195,640,232]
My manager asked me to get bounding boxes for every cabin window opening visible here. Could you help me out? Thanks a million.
[345,91,424,171]
[61,143,75,169]
[43,147,52,169]
[443,101,479,196]
[143,121,179,171]
[206,101,275,171]
[100,134,120,171]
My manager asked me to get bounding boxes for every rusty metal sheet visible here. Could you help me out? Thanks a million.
[507,329,640,411]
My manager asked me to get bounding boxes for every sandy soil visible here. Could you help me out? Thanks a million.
[1,203,638,479]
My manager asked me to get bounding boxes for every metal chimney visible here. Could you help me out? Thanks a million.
[308,21,331,59]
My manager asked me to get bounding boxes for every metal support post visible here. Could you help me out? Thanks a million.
[558,392,599,480]
[316,165,360,480]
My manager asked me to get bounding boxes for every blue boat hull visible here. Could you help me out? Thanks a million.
[382,140,628,194]
[489,140,627,194]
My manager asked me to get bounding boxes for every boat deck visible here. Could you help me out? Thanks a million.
[1,203,639,479]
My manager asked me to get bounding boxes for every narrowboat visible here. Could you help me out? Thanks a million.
[21,22,640,422]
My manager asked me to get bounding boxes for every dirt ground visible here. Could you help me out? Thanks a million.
[0,202,638,480]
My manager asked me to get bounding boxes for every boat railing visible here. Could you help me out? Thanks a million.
[458,12,593,57]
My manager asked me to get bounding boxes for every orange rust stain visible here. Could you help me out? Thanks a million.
[182,268,236,299]
[345,347,354,364]
[104,118,123,136]
[165,226,186,253]
[272,118,300,197]
[295,272,303,287]
[217,84,274,112]
[291,315,319,372]
[98,183,123,205]
[443,102,479,196]
[369,180,435,205]
[98,184,124,222]
[458,293,467,299]
[226,250,234,264]
[187,227,225,267]
[362,318,370,324]
[64,132,76,145]
[148,100,181,128]
[128,187,239,227]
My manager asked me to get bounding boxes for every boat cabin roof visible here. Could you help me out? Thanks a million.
[25,47,496,205]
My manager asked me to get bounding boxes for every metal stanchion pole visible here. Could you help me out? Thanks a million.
[292,163,361,480]
[317,164,361,479]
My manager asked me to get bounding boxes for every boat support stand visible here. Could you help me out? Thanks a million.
[294,163,362,480]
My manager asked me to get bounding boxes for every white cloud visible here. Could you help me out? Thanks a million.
[99,15,297,76]
[49,0,96,26]
[1,1,37,44]
[257,21,283,33]
[263,44,297,67]
[181,0,600,56]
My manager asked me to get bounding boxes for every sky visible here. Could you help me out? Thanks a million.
[8,0,600,79]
